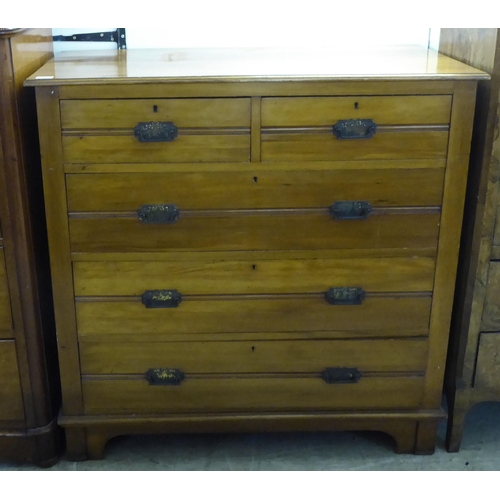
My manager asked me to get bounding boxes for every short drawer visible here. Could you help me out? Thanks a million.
[73,257,436,296]
[261,96,452,127]
[474,332,500,389]
[66,164,445,211]
[82,375,425,415]
[0,248,13,337]
[61,98,251,129]
[261,95,450,162]
[68,212,441,253]
[480,261,500,331]
[79,338,429,375]
[61,98,251,164]
[75,294,432,339]
[0,340,24,421]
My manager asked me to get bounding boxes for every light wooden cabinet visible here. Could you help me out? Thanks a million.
[26,46,485,460]
[0,29,59,466]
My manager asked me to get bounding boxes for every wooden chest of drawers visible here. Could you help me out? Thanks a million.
[26,46,486,460]
[0,29,58,466]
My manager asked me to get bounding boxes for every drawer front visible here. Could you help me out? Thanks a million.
[261,130,449,162]
[62,134,250,164]
[79,339,429,375]
[68,212,441,253]
[61,98,252,129]
[82,375,425,414]
[261,96,452,127]
[474,332,500,389]
[0,341,24,421]
[61,98,251,164]
[73,257,436,296]
[480,261,500,331]
[0,248,13,336]
[66,166,445,211]
[75,295,432,338]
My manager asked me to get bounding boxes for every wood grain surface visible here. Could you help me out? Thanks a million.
[66,167,445,211]
[79,338,429,375]
[75,295,432,337]
[68,212,440,253]
[73,257,436,296]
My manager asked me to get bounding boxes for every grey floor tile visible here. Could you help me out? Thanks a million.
[2,401,500,470]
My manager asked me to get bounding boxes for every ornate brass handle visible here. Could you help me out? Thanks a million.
[332,119,377,139]
[325,287,365,305]
[146,368,185,386]
[137,204,180,223]
[141,289,182,309]
[329,201,372,220]
[321,367,362,384]
[134,121,178,142]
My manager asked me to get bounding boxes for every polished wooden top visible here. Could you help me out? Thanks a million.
[25,45,488,86]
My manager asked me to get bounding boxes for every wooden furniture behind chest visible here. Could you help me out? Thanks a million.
[26,47,486,460]
[438,29,500,451]
[0,29,58,466]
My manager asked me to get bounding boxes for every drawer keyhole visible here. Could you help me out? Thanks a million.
[354,102,359,110]
[253,176,258,183]
[153,105,158,113]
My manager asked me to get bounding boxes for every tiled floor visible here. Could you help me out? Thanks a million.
[2,402,500,470]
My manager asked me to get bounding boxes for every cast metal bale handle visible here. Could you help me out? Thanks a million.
[137,204,180,224]
[332,119,377,139]
[324,287,365,305]
[146,368,185,386]
[134,121,178,142]
[321,367,362,384]
[329,201,372,220]
[141,289,182,309]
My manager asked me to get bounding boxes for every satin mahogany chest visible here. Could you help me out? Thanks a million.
[26,46,486,459]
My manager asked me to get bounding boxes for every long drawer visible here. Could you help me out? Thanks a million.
[73,257,436,296]
[66,165,445,211]
[82,375,425,414]
[79,339,429,374]
[75,294,432,338]
[68,212,440,253]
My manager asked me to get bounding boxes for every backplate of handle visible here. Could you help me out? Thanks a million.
[137,204,180,223]
[142,289,182,308]
[332,119,377,139]
[321,367,362,384]
[146,368,185,386]
[329,201,372,220]
[134,121,178,142]
[325,287,365,305]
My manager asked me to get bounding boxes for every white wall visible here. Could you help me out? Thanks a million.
[52,28,435,54]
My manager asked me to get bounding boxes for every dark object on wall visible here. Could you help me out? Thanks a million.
[0,28,59,466]
[439,29,500,452]
[52,29,126,50]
